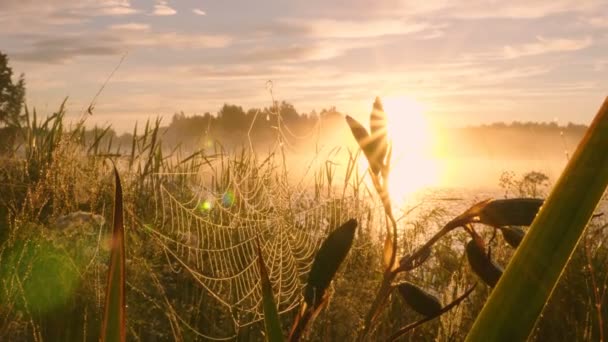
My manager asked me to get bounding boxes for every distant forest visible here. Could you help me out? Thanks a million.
[83,102,588,160]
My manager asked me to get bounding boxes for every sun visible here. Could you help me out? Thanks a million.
[381,96,439,206]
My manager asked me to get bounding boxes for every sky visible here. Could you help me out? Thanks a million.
[1,0,607,132]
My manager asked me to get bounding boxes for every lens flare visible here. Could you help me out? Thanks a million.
[222,191,235,207]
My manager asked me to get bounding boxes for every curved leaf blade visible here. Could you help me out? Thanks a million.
[304,219,358,308]
[101,167,126,342]
[369,97,388,170]
[345,116,382,175]
[256,240,284,342]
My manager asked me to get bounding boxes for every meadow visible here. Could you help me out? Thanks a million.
[0,100,606,342]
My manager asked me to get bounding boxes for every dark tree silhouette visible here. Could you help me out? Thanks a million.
[0,51,25,127]
[218,104,247,132]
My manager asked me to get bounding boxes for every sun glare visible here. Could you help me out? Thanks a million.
[382,96,439,206]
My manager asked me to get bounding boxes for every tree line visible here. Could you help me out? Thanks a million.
[0,50,589,155]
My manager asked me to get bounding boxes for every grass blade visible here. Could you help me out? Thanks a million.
[101,167,126,342]
[256,239,284,342]
[466,97,608,341]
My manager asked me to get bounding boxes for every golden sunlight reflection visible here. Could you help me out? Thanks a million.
[382,96,439,206]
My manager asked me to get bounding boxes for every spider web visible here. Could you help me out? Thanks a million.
[140,125,369,339]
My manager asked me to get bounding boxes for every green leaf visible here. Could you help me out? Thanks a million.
[256,240,284,342]
[467,97,608,341]
[465,239,503,288]
[499,226,525,248]
[101,167,126,342]
[397,281,442,317]
[304,219,358,308]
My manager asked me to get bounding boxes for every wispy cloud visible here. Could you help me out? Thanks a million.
[152,0,176,16]
[193,8,207,16]
[96,0,138,16]
[109,23,150,31]
[445,0,604,19]
[586,16,608,28]
[593,60,608,71]
[281,18,437,39]
[238,39,380,64]
[295,0,605,20]
[11,28,232,63]
[0,0,138,32]
[461,36,594,62]
[503,36,593,59]
[416,29,445,40]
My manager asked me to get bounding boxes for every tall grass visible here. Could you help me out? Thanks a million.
[0,99,605,341]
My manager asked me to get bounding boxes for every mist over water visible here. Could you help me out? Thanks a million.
[284,119,581,192]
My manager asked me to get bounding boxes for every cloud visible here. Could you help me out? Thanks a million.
[593,60,608,71]
[285,0,605,20]
[193,8,206,16]
[460,36,594,62]
[586,16,608,28]
[502,36,593,59]
[444,0,604,19]
[11,29,232,63]
[0,0,139,16]
[0,0,138,33]
[109,23,150,31]
[238,39,378,64]
[415,29,445,40]
[14,41,123,63]
[279,18,436,39]
[152,0,176,16]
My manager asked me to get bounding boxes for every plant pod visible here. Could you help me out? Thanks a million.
[500,226,525,248]
[304,219,358,308]
[478,198,543,227]
[397,281,443,317]
[466,240,503,288]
